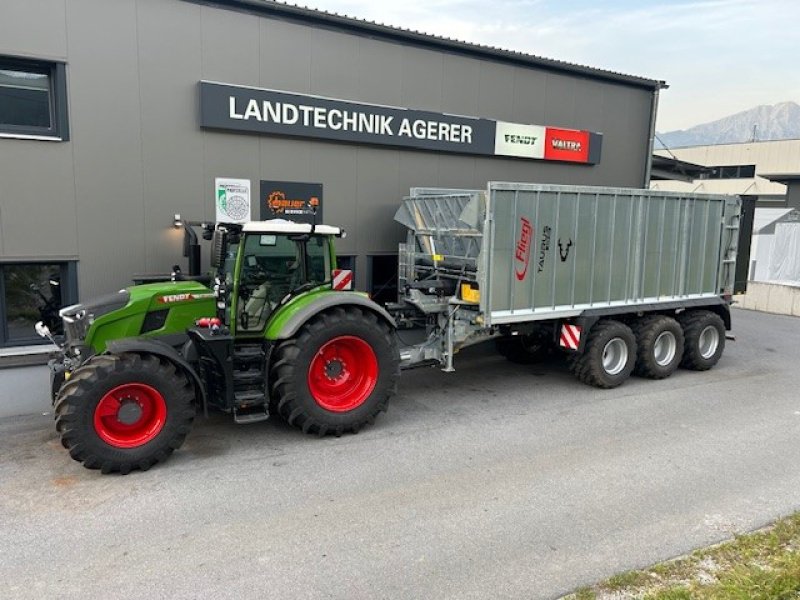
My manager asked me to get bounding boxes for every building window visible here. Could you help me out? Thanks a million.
[0,56,69,141]
[706,164,756,179]
[0,262,78,346]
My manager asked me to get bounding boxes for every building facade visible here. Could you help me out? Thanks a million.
[651,139,800,206]
[0,0,662,347]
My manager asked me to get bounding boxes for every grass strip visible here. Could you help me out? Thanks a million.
[564,512,800,599]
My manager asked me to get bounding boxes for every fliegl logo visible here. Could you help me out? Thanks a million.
[514,217,534,281]
[268,190,307,215]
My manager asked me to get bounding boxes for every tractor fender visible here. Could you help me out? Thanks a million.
[106,338,207,407]
[271,292,396,340]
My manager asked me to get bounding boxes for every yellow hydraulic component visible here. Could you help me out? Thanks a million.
[460,283,480,303]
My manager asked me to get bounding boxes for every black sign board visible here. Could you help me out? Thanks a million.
[200,81,602,164]
[260,180,322,225]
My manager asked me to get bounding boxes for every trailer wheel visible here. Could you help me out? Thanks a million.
[54,353,195,474]
[632,315,684,379]
[495,334,549,364]
[270,306,400,436]
[679,310,725,371]
[569,320,636,389]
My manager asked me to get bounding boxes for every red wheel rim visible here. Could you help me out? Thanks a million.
[307,336,378,412]
[93,383,167,448]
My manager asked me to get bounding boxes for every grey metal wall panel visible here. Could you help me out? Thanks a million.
[441,54,480,118]
[400,46,444,111]
[354,148,404,253]
[0,141,78,259]
[200,5,260,84]
[510,67,548,125]
[477,61,516,122]
[310,29,359,100]
[0,0,658,305]
[66,0,146,299]
[136,0,205,274]
[259,19,311,92]
[0,0,67,60]
[309,143,358,254]
[543,72,577,127]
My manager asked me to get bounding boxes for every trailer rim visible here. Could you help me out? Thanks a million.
[653,331,678,367]
[698,325,720,359]
[602,338,629,376]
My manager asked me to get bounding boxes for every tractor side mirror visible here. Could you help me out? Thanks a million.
[210,229,228,268]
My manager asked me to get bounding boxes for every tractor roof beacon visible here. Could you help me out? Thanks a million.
[42,182,740,474]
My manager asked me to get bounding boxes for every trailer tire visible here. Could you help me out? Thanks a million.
[570,320,636,389]
[495,335,549,364]
[54,352,195,474]
[679,310,725,371]
[270,306,399,436]
[632,315,684,379]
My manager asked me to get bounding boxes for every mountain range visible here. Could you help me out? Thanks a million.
[655,101,800,149]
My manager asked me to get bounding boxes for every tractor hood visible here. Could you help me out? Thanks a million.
[64,281,216,354]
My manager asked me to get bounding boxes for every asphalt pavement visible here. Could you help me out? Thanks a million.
[2,308,799,599]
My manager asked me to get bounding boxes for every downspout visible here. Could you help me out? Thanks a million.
[643,83,666,187]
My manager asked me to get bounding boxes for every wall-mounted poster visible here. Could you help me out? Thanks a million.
[215,177,251,223]
[260,180,322,224]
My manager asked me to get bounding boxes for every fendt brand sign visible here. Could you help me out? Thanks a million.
[199,81,602,164]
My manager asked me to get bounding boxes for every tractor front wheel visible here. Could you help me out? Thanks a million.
[54,353,195,474]
[270,307,400,436]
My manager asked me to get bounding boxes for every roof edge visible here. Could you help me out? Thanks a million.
[186,0,665,91]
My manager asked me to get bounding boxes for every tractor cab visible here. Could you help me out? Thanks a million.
[212,220,344,335]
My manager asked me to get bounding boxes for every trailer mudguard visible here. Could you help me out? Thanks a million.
[106,337,207,407]
[269,292,396,340]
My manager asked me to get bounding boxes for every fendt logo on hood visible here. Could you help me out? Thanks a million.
[157,292,214,304]
[514,217,534,281]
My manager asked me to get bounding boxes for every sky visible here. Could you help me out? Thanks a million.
[290,0,800,132]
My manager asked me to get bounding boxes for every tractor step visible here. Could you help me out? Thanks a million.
[233,404,269,425]
[232,369,263,386]
[234,389,266,404]
[234,345,265,363]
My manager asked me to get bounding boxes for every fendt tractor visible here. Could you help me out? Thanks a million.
[38,183,741,474]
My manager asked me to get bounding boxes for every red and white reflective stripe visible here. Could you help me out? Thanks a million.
[332,269,353,291]
[559,324,581,350]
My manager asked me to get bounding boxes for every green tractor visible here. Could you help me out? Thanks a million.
[40,220,400,474]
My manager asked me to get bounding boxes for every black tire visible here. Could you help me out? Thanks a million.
[50,370,66,404]
[270,306,400,436]
[568,320,636,389]
[54,353,195,474]
[632,315,684,379]
[679,310,725,371]
[495,334,550,364]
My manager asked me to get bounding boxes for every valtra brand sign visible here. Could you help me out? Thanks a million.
[199,81,602,165]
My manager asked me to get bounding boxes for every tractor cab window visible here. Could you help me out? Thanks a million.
[237,233,330,333]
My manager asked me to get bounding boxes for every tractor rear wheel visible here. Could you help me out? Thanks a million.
[54,353,195,474]
[568,320,636,389]
[270,307,400,436]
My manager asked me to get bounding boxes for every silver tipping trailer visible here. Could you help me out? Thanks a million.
[390,182,740,388]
